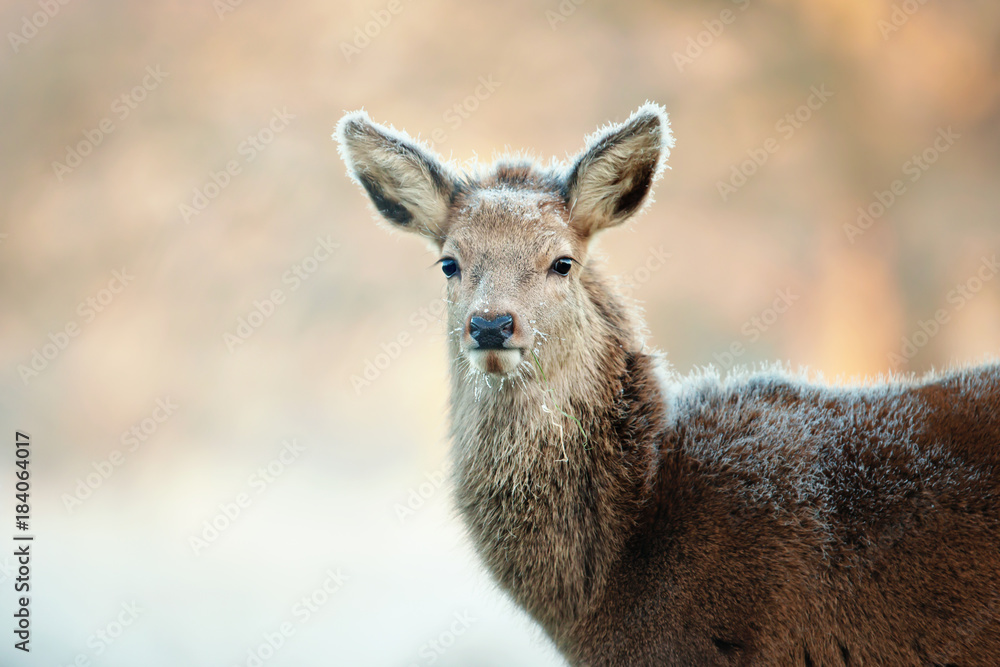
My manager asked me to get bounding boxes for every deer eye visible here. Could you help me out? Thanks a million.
[551,257,573,276]
[441,258,459,278]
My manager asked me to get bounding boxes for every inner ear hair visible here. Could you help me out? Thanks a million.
[565,103,673,236]
[336,110,457,241]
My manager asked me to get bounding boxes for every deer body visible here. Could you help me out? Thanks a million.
[337,105,1000,665]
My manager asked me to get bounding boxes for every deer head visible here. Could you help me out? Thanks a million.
[336,104,673,380]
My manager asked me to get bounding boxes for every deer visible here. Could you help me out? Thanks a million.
[335,103,1000,666]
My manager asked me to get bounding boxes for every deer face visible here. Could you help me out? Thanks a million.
[337,104,672,377]
[437,188,584,376]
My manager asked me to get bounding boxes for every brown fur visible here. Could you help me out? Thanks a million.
[336,105,1000,665]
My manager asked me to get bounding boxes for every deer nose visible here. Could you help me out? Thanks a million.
[469,314,514,349]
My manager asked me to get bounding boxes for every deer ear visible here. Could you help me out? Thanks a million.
[565,103,673,237]
[336,111,456,244]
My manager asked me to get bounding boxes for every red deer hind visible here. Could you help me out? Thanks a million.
[336,103,1000,666]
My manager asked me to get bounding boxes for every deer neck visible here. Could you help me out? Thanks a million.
[447,273,667,639]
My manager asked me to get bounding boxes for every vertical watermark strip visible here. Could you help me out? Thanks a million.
[13,431,32,653]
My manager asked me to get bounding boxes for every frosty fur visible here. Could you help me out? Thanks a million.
[337,104,1000,666]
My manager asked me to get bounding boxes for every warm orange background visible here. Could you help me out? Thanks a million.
[1,1,998,665]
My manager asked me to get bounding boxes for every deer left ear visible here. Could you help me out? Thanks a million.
[336,110,457,245]
[565,103,673,237]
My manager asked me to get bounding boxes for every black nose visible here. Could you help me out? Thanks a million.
[469,315,514,349]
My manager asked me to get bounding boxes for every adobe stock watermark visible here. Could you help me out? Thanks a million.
[179,107,295,223]
[61,397,179,513]
[51,65,169,181]
[406,611,477,667]
[673,0,751,73]
[18,268,134,385]
[546,0,586,30]
[844,126,959,243]
[424,75,502,151]
[350,296,447,394]
[712,288,800,370]
[232,567,349,667]
[189,438,306,556]
[888,255,999,368]
[59,601,143,667]
[878,0,932,40]
[214,0,247,20]
[340,0,414,62]
[394,465,449,523]
[7,0,73,54]
[717,84,834,201]
[224,235,339,352]
[618,246,672,300]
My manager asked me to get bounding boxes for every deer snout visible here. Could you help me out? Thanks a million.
[468,314,515,349]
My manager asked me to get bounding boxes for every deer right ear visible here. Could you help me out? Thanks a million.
[565,103,673,237]
[335,111,456,244]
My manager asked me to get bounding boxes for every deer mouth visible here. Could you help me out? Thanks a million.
[467,348,524,376]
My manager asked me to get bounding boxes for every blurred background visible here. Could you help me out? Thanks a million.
[1,0,998,664]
